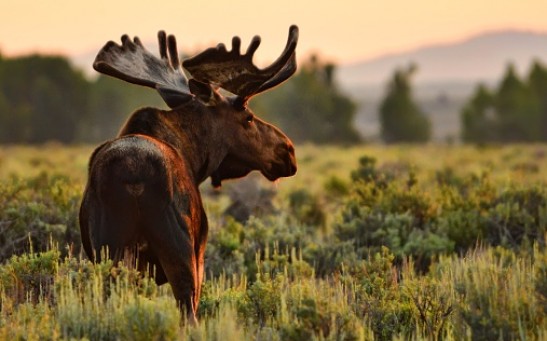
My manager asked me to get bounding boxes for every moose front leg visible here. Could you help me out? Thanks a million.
[192,207,209,312]
[162,246,198,323]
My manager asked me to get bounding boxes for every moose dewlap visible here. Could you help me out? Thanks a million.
[79,26,299,323]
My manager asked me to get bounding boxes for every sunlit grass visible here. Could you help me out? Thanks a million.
[0,144,92,182]
[0,243,544,340]
[3,143,547,190]
[1,143,547,339]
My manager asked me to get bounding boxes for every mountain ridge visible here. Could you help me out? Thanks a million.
[337,29,547,88]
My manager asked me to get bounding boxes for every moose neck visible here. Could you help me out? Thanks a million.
[118,101,227,186]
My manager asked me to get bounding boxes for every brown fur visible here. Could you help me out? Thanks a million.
[79,89,296,322]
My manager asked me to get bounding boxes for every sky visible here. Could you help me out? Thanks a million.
[1,0,547,66]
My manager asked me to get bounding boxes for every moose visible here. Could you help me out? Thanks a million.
[79,26,299,322]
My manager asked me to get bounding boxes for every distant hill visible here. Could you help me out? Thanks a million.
[338,30,547,88]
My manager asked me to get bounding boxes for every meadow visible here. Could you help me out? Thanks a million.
[0,144,545,340]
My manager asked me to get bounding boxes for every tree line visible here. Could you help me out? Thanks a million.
[2,51,546,145]
[380,60,547,144]
[378,60,547,144]
[0,53,359,145]
[252,55,360,144]
[0,54,165,144]
[462,61,547,143]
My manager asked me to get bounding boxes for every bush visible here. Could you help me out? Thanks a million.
[1,145,547,338]
[0,172,81,261]
[341,248,414,340]
[0,248,59,305]
[288,189,326,228]
[443,247,542,340]
[336,155,547,271]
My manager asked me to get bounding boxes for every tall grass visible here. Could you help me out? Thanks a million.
[1,144,547,339]
[0,243,544,340]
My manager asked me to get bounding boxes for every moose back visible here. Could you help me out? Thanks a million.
[79,26,299,322]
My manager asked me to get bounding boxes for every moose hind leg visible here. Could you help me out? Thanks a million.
[141,204,198,323]
[92,204,139,265]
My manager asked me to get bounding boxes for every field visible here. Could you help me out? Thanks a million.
[0,144,546,340]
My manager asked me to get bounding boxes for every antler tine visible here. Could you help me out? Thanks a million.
[167,35,180,68]
[93,30,193,108]
[158,31,168,59]
[182,25,299,102]
[120,35,133,53]
[133,36,144,47]
[245,36,261,59]
[232,36,241,55]
[255,25,298,92]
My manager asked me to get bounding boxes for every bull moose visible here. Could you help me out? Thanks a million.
[79,26,299,322]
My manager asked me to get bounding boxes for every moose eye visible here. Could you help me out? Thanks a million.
[246,114,254,123]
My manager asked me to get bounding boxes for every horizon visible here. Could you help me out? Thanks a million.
[343,28,547,66]
[3,27,546,80]
[2,0,547,66]
[69,27,547,69]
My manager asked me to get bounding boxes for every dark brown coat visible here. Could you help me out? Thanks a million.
[79,27,298,321]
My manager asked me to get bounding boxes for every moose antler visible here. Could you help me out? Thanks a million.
[183,25,299,103]
[93,31,193,108]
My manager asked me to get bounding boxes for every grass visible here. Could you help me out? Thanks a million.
[0,244,544,340]
[0,143,546,339]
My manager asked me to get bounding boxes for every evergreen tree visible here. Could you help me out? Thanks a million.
[251,55,360,144]
[0,55,89,143]
[0,92,9,142]
[461,85,497,143]
[83,76,164,142]
[495,64,539,142]
[0,54,164,143]
[379,65,431,143]
[528,60,547,140]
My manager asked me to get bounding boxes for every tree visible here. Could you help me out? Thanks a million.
[0,54,164,144]
[495,64,539,142]
[83,76,164,142]
[379,65,431,143]
[528,60,547,140]
[251,55,360,144]
[0,55,89,143]
[461,85,497,143]
[0,92,10,141]
[461,63,547,144]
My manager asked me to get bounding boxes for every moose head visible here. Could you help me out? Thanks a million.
[94,26,298,186]
[80,26,299,323]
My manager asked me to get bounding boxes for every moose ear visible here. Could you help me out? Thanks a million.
[156,86,194,109]
[189,79,214,104]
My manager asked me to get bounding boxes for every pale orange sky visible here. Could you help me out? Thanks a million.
[1,0,547,65]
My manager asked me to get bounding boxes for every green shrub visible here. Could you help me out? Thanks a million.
[288,189,327,229]
[239,273,285,326]
[1,145,547,339]
[0,172,81,260]
[207,214,316,281]
[119,296,180,341]
[403,263,454,340]
[485,186,547,248]
[0,248,59,305]
[341,248,414,340]
[446,247,542,340]
[324,175,350,198]
[536,243,547,316]
[205,217,246,278]
[335,180,449,270]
